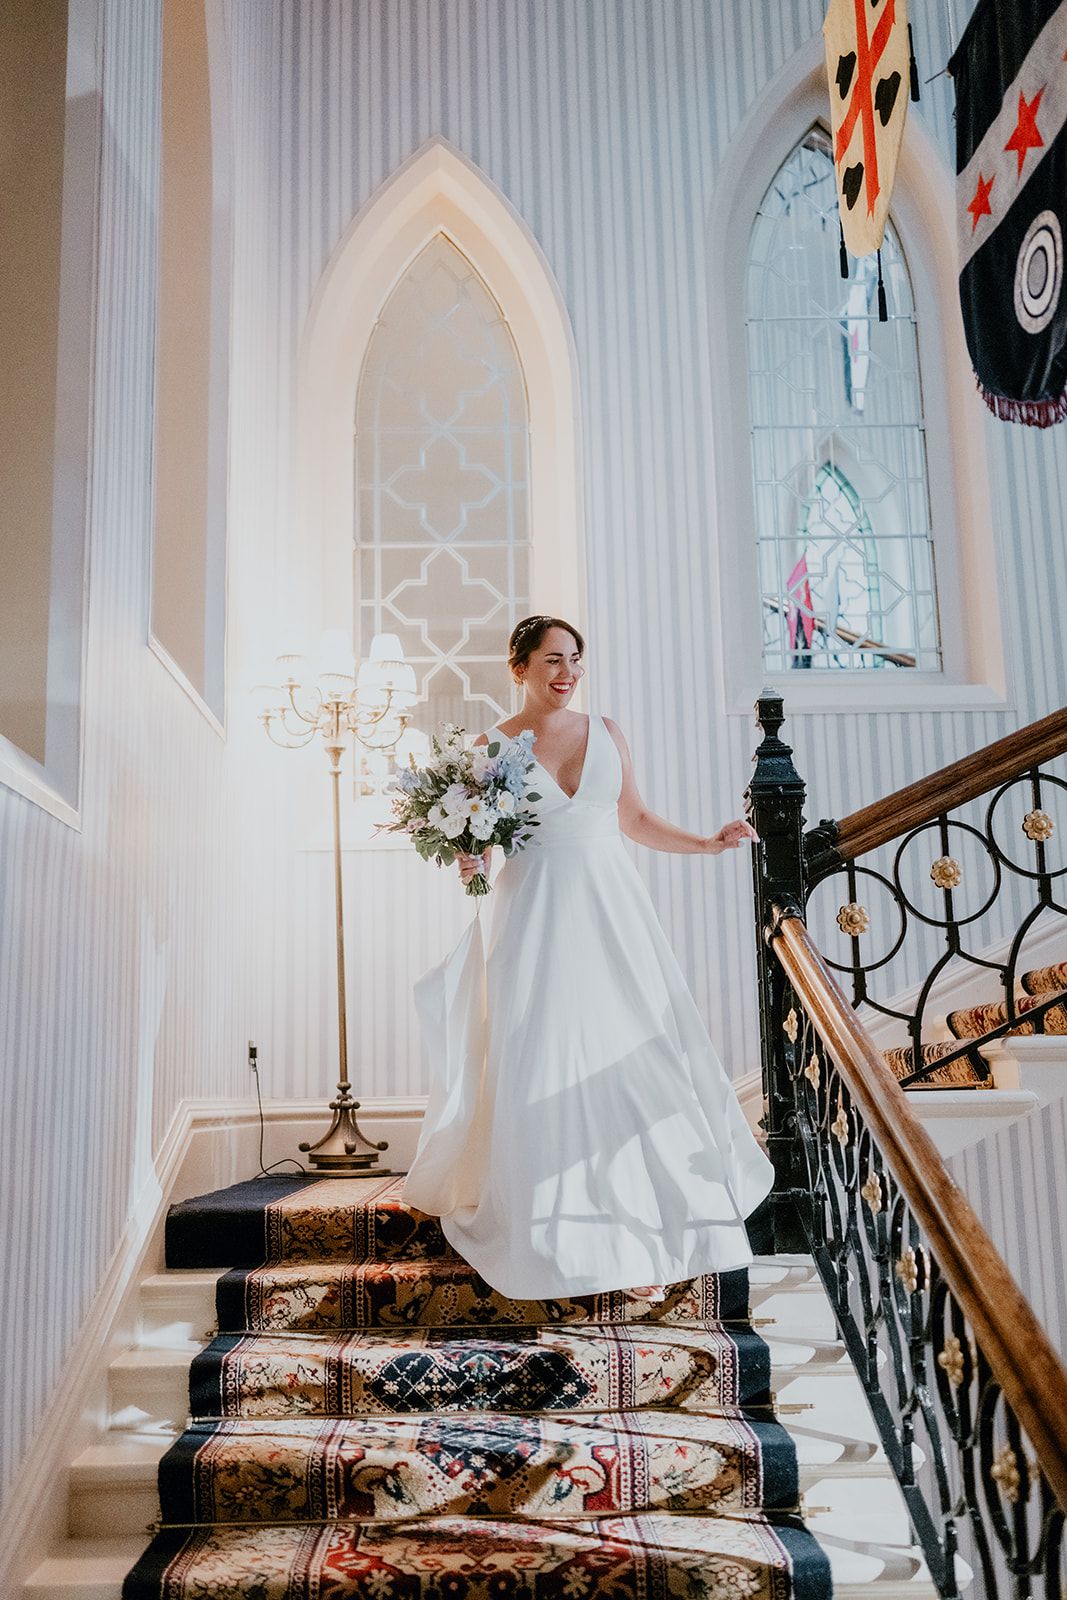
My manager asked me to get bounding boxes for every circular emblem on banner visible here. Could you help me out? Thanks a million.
[1014,210,1063,334]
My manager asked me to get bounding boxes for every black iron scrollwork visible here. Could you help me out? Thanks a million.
[805,767,1067,1087]
[778,978,1066,1598]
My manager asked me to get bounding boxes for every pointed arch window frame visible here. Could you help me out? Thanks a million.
[294,138,585,849]
[707,41,1010,717]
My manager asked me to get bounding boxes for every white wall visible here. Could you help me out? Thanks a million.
[3,0,1067,1519]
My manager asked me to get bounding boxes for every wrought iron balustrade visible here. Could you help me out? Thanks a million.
[745,691,1067,1599]
[803,709,1067,1087]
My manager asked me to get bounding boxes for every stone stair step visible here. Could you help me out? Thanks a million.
[946,992,1067,1040]
[120,1513,834,1599]
[165,1174,455,1268]
[109,1329,870,1435]
[184,1320,772,1419]
[138,1271,219,1346]
[69,1376,894,1542]
[903,1086,1041,1159]
[215,1257,749,1333]
[881,1041,986,1088]
[157,1408,801,1524]
[21,1527,944,1600]
[1019,961,1067,996]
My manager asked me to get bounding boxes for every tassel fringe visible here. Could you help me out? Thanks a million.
[978,377,1067,428]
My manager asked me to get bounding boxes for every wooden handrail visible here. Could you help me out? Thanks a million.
[773,910,1067,1513]
[825,704,1067,864]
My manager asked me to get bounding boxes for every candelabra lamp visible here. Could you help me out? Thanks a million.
[255,630,416,1177]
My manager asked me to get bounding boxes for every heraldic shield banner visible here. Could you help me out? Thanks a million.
[823,0,912,257]
[949,0,1067,426]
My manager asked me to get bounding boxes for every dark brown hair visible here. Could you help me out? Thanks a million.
[507,615,586,675]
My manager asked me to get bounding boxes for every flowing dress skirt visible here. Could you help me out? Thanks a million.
[401,713,775,1300]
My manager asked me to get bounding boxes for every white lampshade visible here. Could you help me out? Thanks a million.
[357,633,417,710]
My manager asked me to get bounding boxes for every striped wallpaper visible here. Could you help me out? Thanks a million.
[3,0,1066,1514]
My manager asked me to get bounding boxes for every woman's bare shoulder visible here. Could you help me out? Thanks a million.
[474,719,510,749]
[487,716,526,742]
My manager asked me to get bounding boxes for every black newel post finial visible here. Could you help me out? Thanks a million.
[744,689,809,1251]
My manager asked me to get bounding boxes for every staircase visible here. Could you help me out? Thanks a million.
[880,957,1067,1089]
[25,1175,941,1598]
[869,958,1067,1158]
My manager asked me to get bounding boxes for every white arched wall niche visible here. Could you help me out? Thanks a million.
[707,36,1010,716]
[296,137,585,656]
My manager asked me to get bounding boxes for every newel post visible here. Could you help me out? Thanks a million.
[743,689,809,1251]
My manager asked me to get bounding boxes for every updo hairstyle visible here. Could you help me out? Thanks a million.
[507,615,586,678]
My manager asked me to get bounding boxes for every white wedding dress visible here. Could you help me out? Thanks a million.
[401,712,775,1300]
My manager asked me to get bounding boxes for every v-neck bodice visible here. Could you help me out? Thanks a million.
[488,712,622,848]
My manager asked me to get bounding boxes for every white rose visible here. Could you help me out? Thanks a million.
[469,808,497,840]
[441,811,467,839]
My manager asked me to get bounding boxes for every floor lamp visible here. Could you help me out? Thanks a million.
[255,630,416,1177]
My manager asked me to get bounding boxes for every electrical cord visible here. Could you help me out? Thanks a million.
[248,1040,306,1178]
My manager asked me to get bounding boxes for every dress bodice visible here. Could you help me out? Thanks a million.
[489,712,621,848]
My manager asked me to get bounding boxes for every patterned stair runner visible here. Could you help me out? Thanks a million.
[123,1174,832,1598]
[882,959,1067,1087]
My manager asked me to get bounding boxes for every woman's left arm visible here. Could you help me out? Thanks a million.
[604,716,759,856]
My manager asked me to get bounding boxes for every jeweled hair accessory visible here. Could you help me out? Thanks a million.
[510,615,551,648]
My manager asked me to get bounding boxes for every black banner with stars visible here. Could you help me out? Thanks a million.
[948,0,1067,425]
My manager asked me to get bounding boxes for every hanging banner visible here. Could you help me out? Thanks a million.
[949,0,1067,426]
[823,0,912,256]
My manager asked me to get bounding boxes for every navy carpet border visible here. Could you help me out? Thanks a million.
[165,1175,314,1268]
[156,1425,218,1527]
[735,1326,772,1407]
[771,1516,835,1600]
[747,1416,800,1512]
[189,1335,244,1418]
[121,1527,189,1600]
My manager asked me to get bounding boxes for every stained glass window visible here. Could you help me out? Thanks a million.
[354,234,530,738]
[746,128,941,673]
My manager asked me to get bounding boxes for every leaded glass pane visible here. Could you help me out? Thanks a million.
[354,234,531,741]
[746,128,942,673]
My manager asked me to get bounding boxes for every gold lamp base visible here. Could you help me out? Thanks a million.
[298,1084,397,1178]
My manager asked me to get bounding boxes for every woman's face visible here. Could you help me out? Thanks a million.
[516,626,585,707]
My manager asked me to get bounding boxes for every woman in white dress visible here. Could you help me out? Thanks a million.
[401,615,775,1302]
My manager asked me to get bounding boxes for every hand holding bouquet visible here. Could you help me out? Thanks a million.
[383,724,542,895]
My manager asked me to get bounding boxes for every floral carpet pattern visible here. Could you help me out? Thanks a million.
[124,1175,832,1599]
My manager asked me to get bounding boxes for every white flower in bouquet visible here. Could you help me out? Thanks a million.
[381,722,542,895]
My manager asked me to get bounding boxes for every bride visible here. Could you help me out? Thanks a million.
[400,614,775,1302]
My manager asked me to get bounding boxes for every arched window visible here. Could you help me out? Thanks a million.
[747,128,940,676]
[354,233,530,736]
[296,138,583,841]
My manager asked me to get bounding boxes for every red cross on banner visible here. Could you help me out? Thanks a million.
[824,0,913,256]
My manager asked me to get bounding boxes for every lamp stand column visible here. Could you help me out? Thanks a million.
[299,714,393,1177]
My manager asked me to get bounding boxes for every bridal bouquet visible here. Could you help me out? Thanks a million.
[383,723,542,895]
